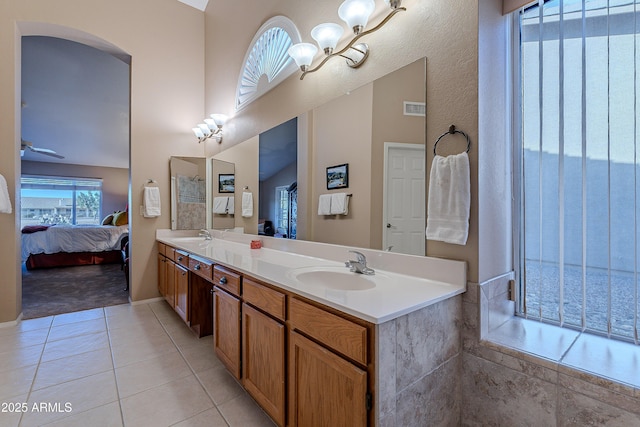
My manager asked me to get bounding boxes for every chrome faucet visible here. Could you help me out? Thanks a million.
[198,229,212,240]
[345,250,375,275]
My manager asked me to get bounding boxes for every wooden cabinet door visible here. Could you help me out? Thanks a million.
[175,264,189,323]
[165,258,176,308]
[157,253,166,297]
[242,303,285,427]
[213,287,241,379]
[289,331,367,427]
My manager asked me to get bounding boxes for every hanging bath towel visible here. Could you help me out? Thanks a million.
[213,196,229,214]
[143,186,161,218]
[0,174,12,214]
[242,191,253,218]
[226,196,235,215]
[425,152,470,245]
[318,194,332,215]
[330,193,349,215]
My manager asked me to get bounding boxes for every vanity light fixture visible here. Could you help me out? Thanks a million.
[287,0,406,80]
[192,114,228,143]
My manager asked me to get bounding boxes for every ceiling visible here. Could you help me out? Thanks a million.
[177,0,209,11]
[21,36,130,169]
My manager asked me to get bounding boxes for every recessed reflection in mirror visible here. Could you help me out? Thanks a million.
[258,118,297,239]
[211,158,236,230]
[170,156,207,230]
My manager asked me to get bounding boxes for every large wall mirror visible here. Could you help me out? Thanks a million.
[212,58,426,255]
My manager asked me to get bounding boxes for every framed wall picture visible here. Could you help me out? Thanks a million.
[326,163,349,190]
[218,174,235,193]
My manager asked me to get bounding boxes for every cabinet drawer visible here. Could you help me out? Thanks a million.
[157,242,166,257]
[189,256,213,281]
[243,277,286,322]
[213,265,241,297]
[165,245,176,261]
[175,250,190,268]
[290,298,367,366]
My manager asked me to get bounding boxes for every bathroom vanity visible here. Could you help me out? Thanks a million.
[156,230,466,426]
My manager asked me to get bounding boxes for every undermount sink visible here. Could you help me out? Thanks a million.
[287,266,381,291]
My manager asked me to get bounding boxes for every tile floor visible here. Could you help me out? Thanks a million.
[0,301,276,427]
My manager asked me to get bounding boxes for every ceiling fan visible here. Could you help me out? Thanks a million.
[20,140,65,159]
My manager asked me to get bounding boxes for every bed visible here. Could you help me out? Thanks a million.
[21,224,129,270]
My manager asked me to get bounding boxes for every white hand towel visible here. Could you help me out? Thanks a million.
[213,196,228,214]
[0,174,12,214]
[226,196,235,215]
[143,186,161,218]
[425,152,470,245]
[242,191,253,218]
[330,193,349,215]
[318,194,332,215]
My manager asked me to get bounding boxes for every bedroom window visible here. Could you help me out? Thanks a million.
[21,175,103,226]
[516,0,640,343]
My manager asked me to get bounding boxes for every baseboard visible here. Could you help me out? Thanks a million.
[0,312,24,328]
[129,296,164,306]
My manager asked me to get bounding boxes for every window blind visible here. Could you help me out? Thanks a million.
[519,0,640,344]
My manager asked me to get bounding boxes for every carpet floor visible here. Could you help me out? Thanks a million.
[21,263,130,319]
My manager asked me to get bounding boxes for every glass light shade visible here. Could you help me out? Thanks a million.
[192,127,205,138]
[288,43,318,69]
[338,0,375,34]
[203,118,216,130]
[197,124,211,136]
[311,23,344,55]
[210,114,228,128]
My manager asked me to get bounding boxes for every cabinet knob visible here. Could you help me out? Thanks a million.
[194,264,201,270]
[177,256,183,261]
[210,289,214,294]
[386,223,392,228]
[219,276,228,285]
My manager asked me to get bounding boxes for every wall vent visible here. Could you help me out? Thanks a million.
[403,101,426,117]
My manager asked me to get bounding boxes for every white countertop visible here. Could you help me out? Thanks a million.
[157,232,466,324]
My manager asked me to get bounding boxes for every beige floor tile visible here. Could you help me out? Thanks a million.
[217,392,276,427]
[120,375,213,427]
[33,347,113,391]
[40,401,123,427]
[0,328,50,353]
[105,308,159,331]
[47,317,107,342]
[107,319,167,347]
[0,393,27,427]
[164,322,201,348]
[51,308,105,327]
[0,343,44,373]
[149,300,181,320]
[172,407,228,427]
[110,331,178,368]
[20,371,118,427]
[0,365,37,401]
[115,350,193,398]
[41,331,110,363]
[0,316,52,337]
[196,365,244,406]
[104,303,151,317]
[179,338,221,373]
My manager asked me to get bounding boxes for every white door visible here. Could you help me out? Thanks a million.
[383,143,425,256]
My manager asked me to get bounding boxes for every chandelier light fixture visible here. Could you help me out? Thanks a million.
[287,0,406,80]
[192,114,228,143]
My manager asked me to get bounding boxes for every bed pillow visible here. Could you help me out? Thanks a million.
[101,214,114,225]
[112,211,128,226]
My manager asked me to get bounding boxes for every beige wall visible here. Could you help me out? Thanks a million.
[21,161,129,217]
[213,136,260,234]
[0,0,205,322]
[204,0,479,281]
[311,84,373,247]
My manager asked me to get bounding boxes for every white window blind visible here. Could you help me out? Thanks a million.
[518,0,640,343]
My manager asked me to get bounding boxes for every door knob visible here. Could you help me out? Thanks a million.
[386,223,392,228]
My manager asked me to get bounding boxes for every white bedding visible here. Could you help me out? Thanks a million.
[21,224,129,262]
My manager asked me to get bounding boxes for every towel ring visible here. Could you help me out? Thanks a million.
[433,125,471,156]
